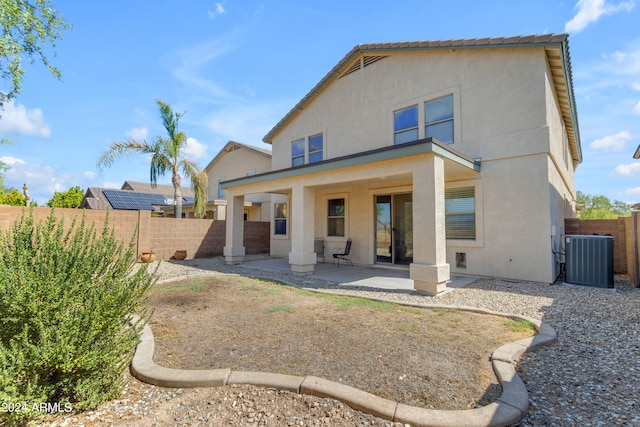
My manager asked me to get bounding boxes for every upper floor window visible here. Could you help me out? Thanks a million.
[291,133,324,166]
[308,134,323,163]
[425,95,453,145]
[394,105,418,145]
[292,139,305,166]
[217,179,225,199]
[445,186,475,240]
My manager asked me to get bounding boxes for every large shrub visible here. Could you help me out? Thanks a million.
[0,209,155,425]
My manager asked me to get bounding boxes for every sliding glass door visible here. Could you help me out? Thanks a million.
[375,194,413,265]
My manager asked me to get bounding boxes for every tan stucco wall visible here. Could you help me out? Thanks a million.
[204,146,272,221]
[270,48,551,169]
[207,147,272,200]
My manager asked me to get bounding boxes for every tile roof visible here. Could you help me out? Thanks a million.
[121,181,195,198]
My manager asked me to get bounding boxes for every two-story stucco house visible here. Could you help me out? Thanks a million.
[221,34,582,295]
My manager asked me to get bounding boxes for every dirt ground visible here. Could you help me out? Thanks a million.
[148,276,532,410]
[36,275,533,426]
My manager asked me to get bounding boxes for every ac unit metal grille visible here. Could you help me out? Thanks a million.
[565,235,614,288]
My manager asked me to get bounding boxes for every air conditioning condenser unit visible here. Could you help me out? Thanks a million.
[564,235,614,288]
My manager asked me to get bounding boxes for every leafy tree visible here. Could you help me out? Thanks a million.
[0,0,70,106]
[47,185,83,208]
[576,191,631,219]
[0,189,26,206]
[97,99,208,219]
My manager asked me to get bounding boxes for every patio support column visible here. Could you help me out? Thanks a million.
[410,154,450,295]
[224,193,245,264]
[289,183,316,274]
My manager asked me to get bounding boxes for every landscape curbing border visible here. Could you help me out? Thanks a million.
[130,274,557,427]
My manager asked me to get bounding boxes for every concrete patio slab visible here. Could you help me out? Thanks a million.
[239,257,477,293]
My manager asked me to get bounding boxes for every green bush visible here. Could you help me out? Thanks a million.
[0,209,155,425]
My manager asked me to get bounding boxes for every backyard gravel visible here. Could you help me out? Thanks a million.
[44,255,639,426]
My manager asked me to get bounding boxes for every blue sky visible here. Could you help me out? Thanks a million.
[1,0,639,205]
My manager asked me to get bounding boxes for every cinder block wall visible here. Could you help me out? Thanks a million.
[0,206,270,261]
[0,206,141,251]
[564,217,628,274]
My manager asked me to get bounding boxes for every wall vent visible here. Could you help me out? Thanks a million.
[564,235,614,288]
[340,55,388,79]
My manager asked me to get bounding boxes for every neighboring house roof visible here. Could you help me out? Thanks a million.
[79,181,195,213]
[79,187,110,210]
[121,180,195,198]
[103,189,193,211]
[262,33,582,163]
[634,145,640,159]
[204,141,272,172]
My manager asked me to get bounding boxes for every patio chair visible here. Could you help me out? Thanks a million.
[332,238,353,266]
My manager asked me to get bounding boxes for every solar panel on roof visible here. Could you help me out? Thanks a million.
[103,190,171,210]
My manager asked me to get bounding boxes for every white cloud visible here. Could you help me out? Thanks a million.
[2,158,72,201]
[208,2,226,19]
[125,127,148,140]
[613,162,640,176]
[590,131,633,151]
[102,181,121,189]
[633,81,640,90]
[84,171,97,180]
[183,137,208,159]
[565,0,635,33]
[624,186,640,195]
[0,156,27,166]
[633,101,640,115]
[169,37,242,100]
[607,46,640,75]
[0,101,50,138]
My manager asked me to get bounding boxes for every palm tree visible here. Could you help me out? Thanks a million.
[97,100,208,219]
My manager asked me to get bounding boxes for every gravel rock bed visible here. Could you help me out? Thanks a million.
[47,256,639,426]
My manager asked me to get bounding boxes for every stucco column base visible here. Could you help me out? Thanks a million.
[289,251,317,275]
[224,246,245,265]
[410,262,450,295]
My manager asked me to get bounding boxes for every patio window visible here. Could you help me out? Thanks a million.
[274,203,287,235]
[425,95,454,144]
[292,134,324,166]
[445,186,475,240]
[327,198,345,237]
[394,105,418,144]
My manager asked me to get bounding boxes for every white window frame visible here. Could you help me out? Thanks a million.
[291,133,324,166]
[324,193,348,241]
[327,197,345,238]
[425,94,454,145]
[393,104,419,145]
[217,178,225,199]
[445,186,475,240]
[445,179,483,248]
[391,86,461,146]
[291,139,305,167]
[273,202,288,237]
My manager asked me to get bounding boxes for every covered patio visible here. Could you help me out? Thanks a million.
[221,139,480,295]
